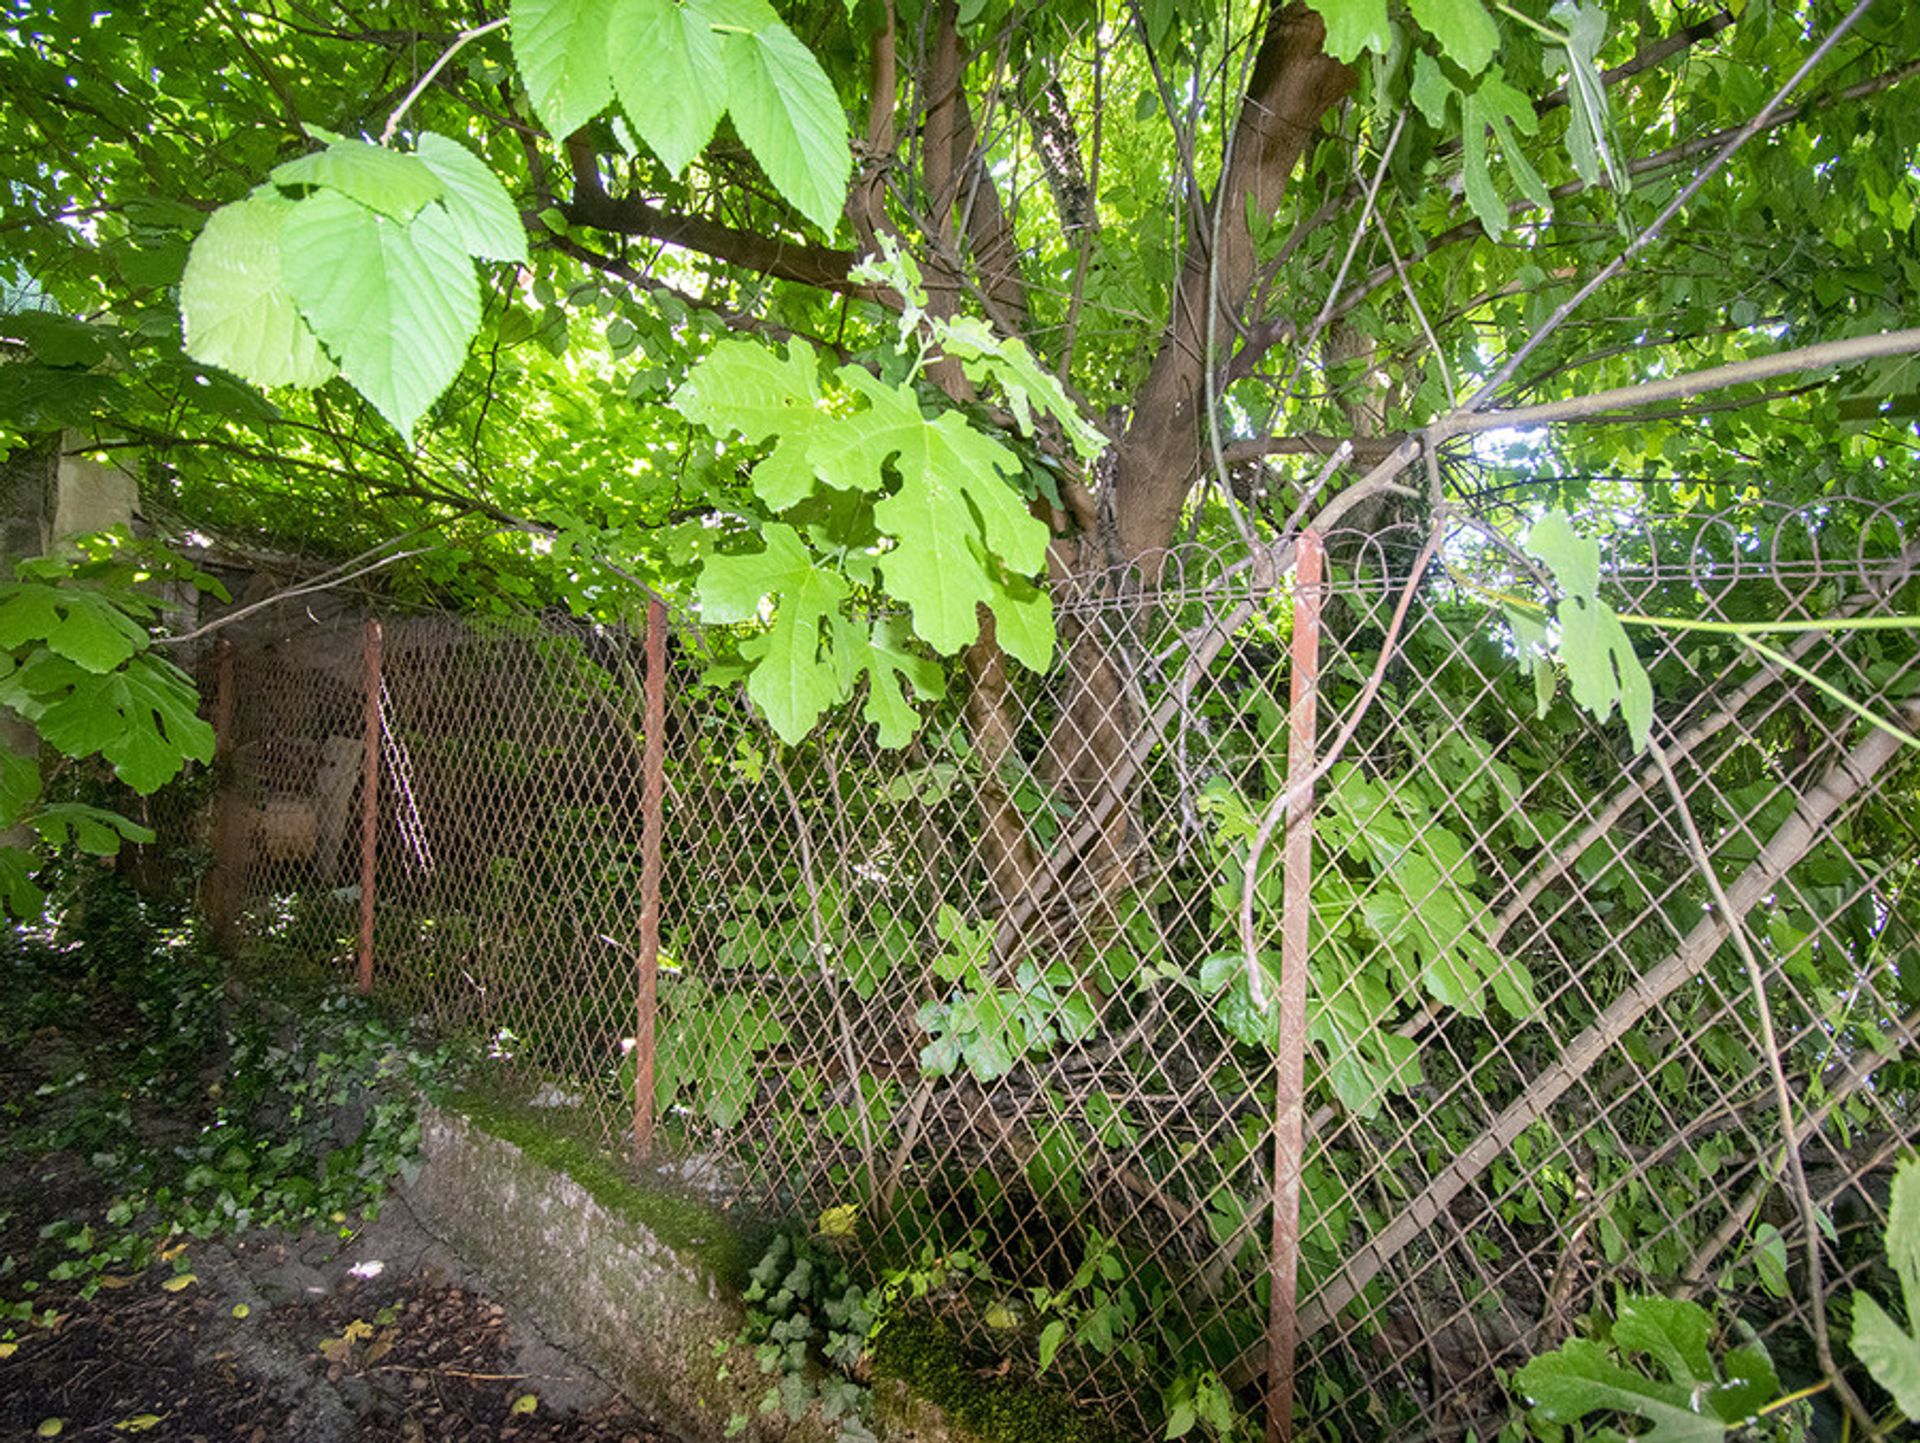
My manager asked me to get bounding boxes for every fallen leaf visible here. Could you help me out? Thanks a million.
[95,1274,137,1290]
[231,1303,251,1320]
[160,1273,197,1293]
[510,1394,539,1416]
[37,1421,64,1439]
[0,1342,16,1359]
[113,1416,163,1433]
[156,1242,188,1262]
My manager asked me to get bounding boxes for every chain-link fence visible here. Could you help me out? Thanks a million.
[205,498,1920,1439]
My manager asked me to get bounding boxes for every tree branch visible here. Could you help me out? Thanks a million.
[1109,2,1356,563]
[562,133,865,296]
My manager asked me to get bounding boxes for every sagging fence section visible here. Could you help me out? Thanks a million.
[204,501,1920,1439]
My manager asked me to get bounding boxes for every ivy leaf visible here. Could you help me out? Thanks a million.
[271,140,444,220]
[711,0,851,233]
[180,193,337,388]
[415,133,529,265]
[281,191,481,435]
[608,0,728,177]
[1408,0,1500,75]
[511,0,616,138]
[1303,0,1392,63]
[698,523,852,743]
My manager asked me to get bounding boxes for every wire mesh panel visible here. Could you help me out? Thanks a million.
[209,497,1920,1439]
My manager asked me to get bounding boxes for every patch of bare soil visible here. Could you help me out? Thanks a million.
[0,1215,675,1443]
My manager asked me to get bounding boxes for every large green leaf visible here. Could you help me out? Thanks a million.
[698,522,853,743]
[0,846,44,919]
[0,749,39,828]
[30,654,214,794]
[711,0,850,232]
[608,0,728,177]
[1302,0,1391,62]
[1851,1157,1920,1420]
[675,338,832,507]
[271,139,444,220]
[415,132,529,264]
[1409,0,1501,75]
[0,584,148,673]
[856,617,944,748]
[1559,596,1652,751]
[511,0,618,139]
[31,802,155,856]
[814,369,1046,655]
[281,191,481,434]
[180,193,337,388]
[1516,1295,1779,1440]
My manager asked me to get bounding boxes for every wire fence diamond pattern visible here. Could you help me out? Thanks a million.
[206,499,1920,1440]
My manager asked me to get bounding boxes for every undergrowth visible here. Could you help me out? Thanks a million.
[0,868,467,1338]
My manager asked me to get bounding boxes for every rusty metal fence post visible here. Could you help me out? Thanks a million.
[357,618,382,997]
[633,598,668,1162]
[1266,529,1323,1443]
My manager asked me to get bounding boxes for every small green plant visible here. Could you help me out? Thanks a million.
[726,1224,879,1442]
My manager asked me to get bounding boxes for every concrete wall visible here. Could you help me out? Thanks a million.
[403,1105,799,1442]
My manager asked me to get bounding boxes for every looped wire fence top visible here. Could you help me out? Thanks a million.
[207,495,1920,1439]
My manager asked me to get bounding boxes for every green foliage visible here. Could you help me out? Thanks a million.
[679,333,1053,744]
[182,131,520,433]
[0,890,467,1320]
[1161,1368,1238,1441]
[513,0,849,230]
[0,535,221,915]
[1513,1295,1784,1441]
[1849,1155,1920,1420]
[915,906,1097,1082]
[727,1229,880,1442]
[1520,510,1653,751]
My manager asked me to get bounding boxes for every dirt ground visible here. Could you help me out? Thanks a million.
[0,1186,678,1443]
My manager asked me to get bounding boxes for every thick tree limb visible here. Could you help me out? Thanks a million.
[562,134,863,295]
[1110,3,1356,564]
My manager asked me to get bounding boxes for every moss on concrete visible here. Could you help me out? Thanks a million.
[443,1086,757,1287]
[869,1314,1124,1443]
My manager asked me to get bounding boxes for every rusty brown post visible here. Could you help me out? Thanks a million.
[357,618,382,997]
[204,638,241,949]
[633,598,667,1163]
[1266,529,1324,1443]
